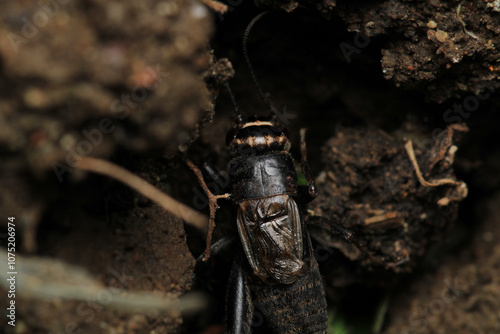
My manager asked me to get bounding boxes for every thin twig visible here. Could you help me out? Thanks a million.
[183,157,230,260]
[405,140,468,206]
[404,140,461,187]
[364,212,399,225]
[201,0,227,14]
[0,249,207,314]
[75,157,208,231]
[456,2,479,40]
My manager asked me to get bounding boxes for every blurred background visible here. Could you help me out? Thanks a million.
[1,0,499,333]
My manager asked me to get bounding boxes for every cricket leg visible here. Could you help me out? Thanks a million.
[226,252,253,334]
[299,128,318,202]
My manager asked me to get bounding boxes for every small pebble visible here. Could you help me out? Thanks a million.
[427,20,437,29]
[435,29,448,42]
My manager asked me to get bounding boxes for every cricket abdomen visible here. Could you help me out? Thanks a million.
[249,254,328,334]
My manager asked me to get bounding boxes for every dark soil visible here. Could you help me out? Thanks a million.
[1,0,500,333]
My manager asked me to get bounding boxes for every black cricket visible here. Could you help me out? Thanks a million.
[222,113,328,334]
[190,11,372,334]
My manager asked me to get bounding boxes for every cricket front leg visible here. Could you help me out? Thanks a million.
[299,128,318,202]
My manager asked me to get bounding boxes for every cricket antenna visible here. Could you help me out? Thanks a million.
[243,10,278,117]
[224,81,242,118]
